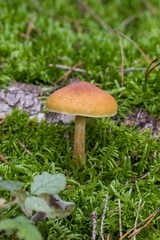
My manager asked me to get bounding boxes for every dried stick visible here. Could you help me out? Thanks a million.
[55,64,86,73]
[0,153,9,164]
[55,64,155,74]
[132,199,142,240]
[21,17,41,40]
[106,233,110,240]
[117,33,125,87]
[145,57,160,80]
[77,0,114,33]
[77,0,152,65]
[100,194,109,240]
[142,0,158,15]
[55,62,84,85]
[127,172,148,183]
[129,207,160,239]
[118,67,147,73]
[119,207,160,240]
[91,211,97,240]
[117,31,151,64]
[120,15,137,29]
[54,63,157,78]
[16,139,33,156]
[118,199,123,238]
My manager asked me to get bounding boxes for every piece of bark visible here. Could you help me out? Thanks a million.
[0,82,74,124]
[122,109,160,138]
[0,82,159,136]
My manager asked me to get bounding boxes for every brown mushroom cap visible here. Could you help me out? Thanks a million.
[46,81,118,117]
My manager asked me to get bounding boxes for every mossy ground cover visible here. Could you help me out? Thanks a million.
[0,1,160,239]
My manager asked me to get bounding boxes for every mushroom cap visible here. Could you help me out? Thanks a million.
[46,81,118,118]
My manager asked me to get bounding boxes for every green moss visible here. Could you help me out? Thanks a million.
[0,0,160,239]
[0,110,160,239]
[0,1,160,115]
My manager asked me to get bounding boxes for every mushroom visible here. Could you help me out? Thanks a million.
[46,81,118,167]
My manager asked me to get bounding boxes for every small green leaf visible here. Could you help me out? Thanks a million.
[0,180,24,191]
[25,194,75,220]
[47,201,75,219]
[0,216,43,240]
[25,196,50,213]
[12,190,32,217]
[46,194,75,219]
[41,194,75,219]
[31,172,66,195]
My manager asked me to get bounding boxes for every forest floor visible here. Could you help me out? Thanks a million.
[0,1,160,240]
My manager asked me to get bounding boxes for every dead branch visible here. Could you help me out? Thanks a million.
[91,211,97,240]
[16,139,33,156]
[55,62,84,85]
[119,207,160,240]
[54,64,86,73]
[129,207,160,239]
[133,199,142,240]
[0,153,9,164]
[145,57,160,80]
[77,0,152,65]
[100,194,109,240]
[118,199,123,238]
[117,33,125,87]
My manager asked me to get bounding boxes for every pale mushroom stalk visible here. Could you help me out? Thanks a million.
[46,81,118,168]
[73,115,86,166]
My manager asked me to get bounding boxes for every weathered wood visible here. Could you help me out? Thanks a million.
[0,82,74,124]
[0,82,159,137]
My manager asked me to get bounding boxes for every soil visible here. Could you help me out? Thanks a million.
[122,109,160,138]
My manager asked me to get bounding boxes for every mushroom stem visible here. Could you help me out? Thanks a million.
[73,115,86,166]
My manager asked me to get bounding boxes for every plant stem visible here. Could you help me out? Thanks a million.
[73,115,86,166]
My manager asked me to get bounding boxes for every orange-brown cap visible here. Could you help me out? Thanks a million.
[46,81,118,118]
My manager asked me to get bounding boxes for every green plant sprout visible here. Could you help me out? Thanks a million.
[0,216,43,240]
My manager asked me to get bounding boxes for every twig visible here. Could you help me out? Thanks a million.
[55,64,149,76]
[106,233,110,240]
[16,139,33,156]
[118,199,123,238]
[77,0,114,33]
[117,31,151,64]
[119,207,160,240]
[127,172,148,183]
[94,83,111,86]
[0,198,6,207]
[132,199,142,240]
[54,64,86,73]
[117,67,148,73]
[136,109,143,119]
[117,33,125,86]
[120,15,138,29]
[77,0,152,65]
[91,211,97,240]
[0,153,9,164]
[129,207,160,239]
[100,194,109,240]
[142,0,158,15]
[21,17,41,40]
[55,62,84,85]
[145,57,160,81]
[0,119,5,124]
